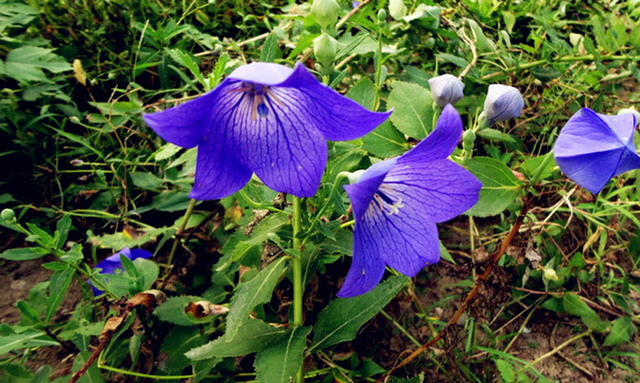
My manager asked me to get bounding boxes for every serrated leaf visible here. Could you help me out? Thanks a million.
[154,296,214,326]
[0,247,49,261]
[45,268,74,323]
[562,294,594,318]
[0,2,39,34]
[0,332,59,355]
[520,153,556,181]
[362,121,408,158]
[54,215,71,249]
[133,258,159,291]
[346,77,376,110]
[310,275,409,351]
[130,172,163,190]
[186,318,286,360]
[603,317,635,346]
[161,327,205,373]
[495,359,515,383]
[2,46,72,83]
[387,82,434,139]
[89,227,174,251]
[465,157,523,217]
[216,214,289,271]
[225,257,287,339]
[260,33,279,63]
[255,326,312,383]
[165,48,205,87]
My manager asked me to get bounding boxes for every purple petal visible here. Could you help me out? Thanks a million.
[229,62,294,85]
[399,104,463,164]
[384,159,481,223]
[277,63,391,141]
[614,148,640,177]
[143,81,232,149]
[344,172,388,219]
[554,108,625,157]
[598,112,637,151]
[555,149,623,194]
[336,223,386,298]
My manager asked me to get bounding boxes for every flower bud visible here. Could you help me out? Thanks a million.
[313,33,338,68]
[618,107,640,127]
[462,130,476,152]
[483,84,524,122]
[69,116,81,124]
[543,267,559,282]
[1,208,16,223]
[377,9,387,22]
[389,0,407,20]
[311,0,340,30]
[428,74,465,107]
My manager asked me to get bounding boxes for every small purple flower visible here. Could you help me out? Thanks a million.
[90,248,152,296]
[554,108,640,194]
[144,62,389,200]
[338,105,482,297]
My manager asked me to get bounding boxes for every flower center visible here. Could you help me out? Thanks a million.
[372,185,404,216]
[232,82,284,120]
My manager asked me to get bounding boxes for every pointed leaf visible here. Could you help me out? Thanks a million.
[387,82,434,139]
[603,317,635,346]
[255,326,312,383]
[310,275,408,352]
[45,268,74,323]
[465,157,523,217]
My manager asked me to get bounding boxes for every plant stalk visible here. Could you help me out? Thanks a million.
[291,196,304,383]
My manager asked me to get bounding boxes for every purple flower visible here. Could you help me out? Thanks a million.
[554,108,640,194]
[144,62,389,200]
[90,248,153,296]
[338,105,482,297]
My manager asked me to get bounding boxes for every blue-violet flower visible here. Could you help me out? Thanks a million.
[428,74,464,108]
[90,247,152,296]
[338,105,482,297]
[483,84,524,123]
[144,62,390,200]
[554,108,640,194]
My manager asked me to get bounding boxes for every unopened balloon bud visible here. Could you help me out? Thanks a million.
[313,33,338,68]
[428,74,465,107]
[483,84,524,122]
[311,0,340,30]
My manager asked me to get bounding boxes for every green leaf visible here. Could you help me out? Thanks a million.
[439,241,455,264]
[165,48,205,87]
[255,326,312,383]
[346,77,376,110]
[54,215,72,249]
[495,359,515,383]
[0,332,59,355]
[45,268,74,323]
[0,247,49,261]
[1,46,72,83]
[464,157,523,217]
[603,317,635,346]
[216,213,289,271]
[310,275,409,351]
[260,33,279,63]
[134,258,159,291]
[562,294,609,332]
[225,257,287,339]
[477,128,516,144]
[161,327,205,373]
[154,296,214,326]
[0,1,38,34]
[387,81,434,139]
[186,318,287,360]
[88,226,174,251]
[362,121,408,158]
[520,153,556,181]
[72,351,106,383]
[26,223,55,246]
[130,172,163,190]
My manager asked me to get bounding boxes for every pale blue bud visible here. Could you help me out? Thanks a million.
[483,84,524,122]
[428,74,464,107]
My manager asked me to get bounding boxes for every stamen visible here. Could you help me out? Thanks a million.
[229,82,274,120]
[371,187,405,216]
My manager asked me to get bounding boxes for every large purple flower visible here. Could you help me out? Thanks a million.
[554,108,640,194]
[90,247,152,296]
[338,105,482,297]
[143,62,390,200]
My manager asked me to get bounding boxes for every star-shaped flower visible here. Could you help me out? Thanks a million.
[554,108,640,194]
[338,105,482,297]
[143,62,390,200]
[90,247,152,296]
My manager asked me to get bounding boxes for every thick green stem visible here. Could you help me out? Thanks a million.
[291,196,304,383]
[167,198,197,266]
[529,151,555,186]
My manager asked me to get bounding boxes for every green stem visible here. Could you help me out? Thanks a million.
[291,196,304,383]
[167,198,197,266]
[301,172,349,246]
